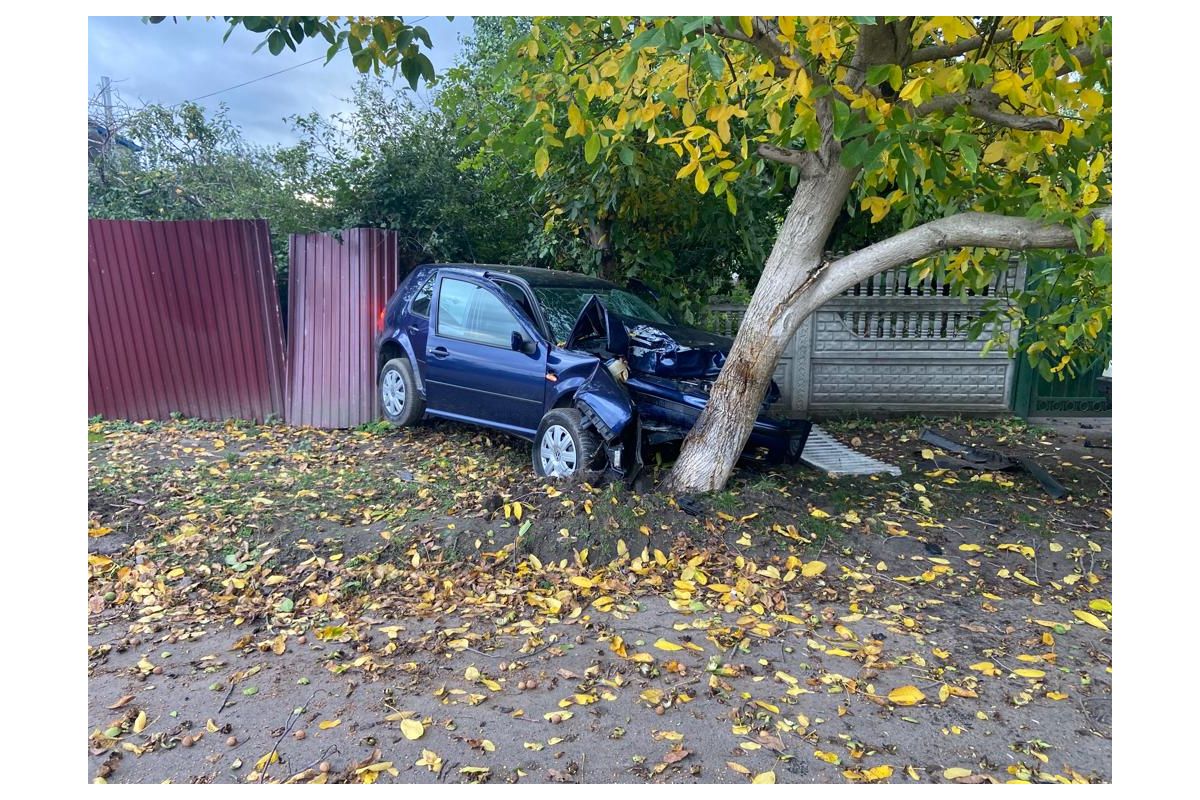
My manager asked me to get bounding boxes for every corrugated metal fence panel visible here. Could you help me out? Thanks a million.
[88,219,286,422]
[285,229,403,428]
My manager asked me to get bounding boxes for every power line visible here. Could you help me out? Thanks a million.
[176,53,326,106]
[173,17,436,107]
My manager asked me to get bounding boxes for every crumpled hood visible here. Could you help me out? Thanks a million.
[563,295,735,379]
[622,319,733,378]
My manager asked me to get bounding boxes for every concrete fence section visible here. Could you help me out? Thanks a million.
[707,261,1025,417]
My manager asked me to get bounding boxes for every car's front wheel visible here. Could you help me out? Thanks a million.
[378,357,425,426]
[533,408,604,482]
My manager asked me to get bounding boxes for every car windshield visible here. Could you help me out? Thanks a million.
[532,287,670,341]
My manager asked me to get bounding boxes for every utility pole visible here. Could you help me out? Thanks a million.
[100,75,114,156]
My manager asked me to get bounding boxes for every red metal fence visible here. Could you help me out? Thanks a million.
[284,229,404,428]
[88,219,287,422]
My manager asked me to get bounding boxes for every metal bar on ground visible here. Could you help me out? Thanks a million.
[799,424,901,476]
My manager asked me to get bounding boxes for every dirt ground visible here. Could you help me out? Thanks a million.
[87,414,1112,784]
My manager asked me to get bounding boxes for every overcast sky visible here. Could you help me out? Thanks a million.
[87,16,474,148]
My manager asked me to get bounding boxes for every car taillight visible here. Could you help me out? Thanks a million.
[377,308,385,331]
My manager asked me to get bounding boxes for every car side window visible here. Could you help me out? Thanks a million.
[437,278,521,348]
[409,275,434,318]
[496,280,536,322]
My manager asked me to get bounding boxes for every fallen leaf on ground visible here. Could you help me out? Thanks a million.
[400,719,424,740]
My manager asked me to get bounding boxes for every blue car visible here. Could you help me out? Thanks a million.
[375,264,809,481]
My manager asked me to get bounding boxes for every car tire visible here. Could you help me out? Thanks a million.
[533,408,604,482]
[378,357,425,426]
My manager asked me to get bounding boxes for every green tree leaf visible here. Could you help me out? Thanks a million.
[584,133,601,164]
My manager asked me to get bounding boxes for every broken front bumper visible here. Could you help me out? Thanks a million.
[629,381,812,464]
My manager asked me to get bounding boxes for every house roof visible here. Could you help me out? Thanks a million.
[88,119,143,153]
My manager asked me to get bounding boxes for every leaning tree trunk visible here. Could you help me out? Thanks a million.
[662,164,1111,493]
[663,164,855,493]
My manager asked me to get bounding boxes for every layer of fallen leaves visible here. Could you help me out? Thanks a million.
[88,417,1111,784]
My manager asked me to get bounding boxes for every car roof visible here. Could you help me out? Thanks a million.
[424,263,618,291]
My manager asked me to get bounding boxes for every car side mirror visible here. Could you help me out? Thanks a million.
[511,330,536,355]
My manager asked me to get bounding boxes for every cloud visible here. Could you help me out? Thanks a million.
[88,16,473,147]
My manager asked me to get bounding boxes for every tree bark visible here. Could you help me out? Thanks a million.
[586,216,620,282]
[662,163,855,493]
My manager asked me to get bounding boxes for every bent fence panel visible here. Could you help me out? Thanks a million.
[88,219,286,422]
[285,229,403,428]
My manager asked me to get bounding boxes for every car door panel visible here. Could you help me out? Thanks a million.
[426,275,547,434]
[400,275,434,389]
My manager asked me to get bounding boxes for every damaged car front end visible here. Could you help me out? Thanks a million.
[551,294,811,482]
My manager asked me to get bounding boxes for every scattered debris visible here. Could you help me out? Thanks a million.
[919,428,1067,499]
[800,424,901,476]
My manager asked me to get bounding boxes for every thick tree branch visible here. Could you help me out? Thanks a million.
[1058,43,1112,76]
[906,26,1016,66]
[817,208,1112,300]
[912,88,1065,132]
[907,40,1111,131]
[756,143,824,176]
[711,17,790,75]
[964,102,1066,132]
[755,143,808,167]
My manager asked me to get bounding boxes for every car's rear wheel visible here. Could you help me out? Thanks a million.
[378,357,425,426]
[533,408,603,482]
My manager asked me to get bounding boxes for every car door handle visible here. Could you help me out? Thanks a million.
[407,325,420,336]
[431,346,450,359]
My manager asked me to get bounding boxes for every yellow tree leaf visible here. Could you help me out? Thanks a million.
[1013,16,1036,42]
[801,560,827,577]
[983,140,1008,164]
[796,69,812,99]
[865,765,894,781]
[654,638,683,651]
[567,103,585,135]
[887,685,925,706]
[400,719,425,740]
[1072,609,1109,630]
[898,77,925,103]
